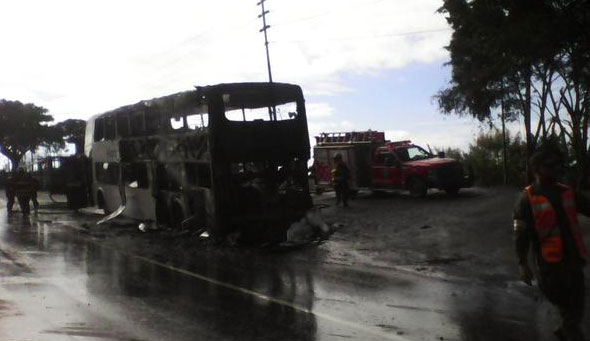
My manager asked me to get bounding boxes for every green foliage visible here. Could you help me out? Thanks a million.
[437,0,590,187]
[465,130,527,187]
[0,99,55,170]
[55,119,86,154]
[437,147,465,163]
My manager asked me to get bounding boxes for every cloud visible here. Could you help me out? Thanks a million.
[308,120,354,136]
[0,0,450,118]
[385,130,411,141]
[305,102,336,119]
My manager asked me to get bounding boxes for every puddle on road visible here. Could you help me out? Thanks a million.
[42,325,144,341]
[386,303,447,315]
[17,250,51,255]
[0,298,22,319]
[424,257,468,265]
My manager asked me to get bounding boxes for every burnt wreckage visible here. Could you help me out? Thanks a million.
[85,83,313,241]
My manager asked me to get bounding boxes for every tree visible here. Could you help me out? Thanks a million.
[463,130,527,187]
[40,124,67,156]
[437,0,590,187]
[55,119,86,155]
[0,100,56,170]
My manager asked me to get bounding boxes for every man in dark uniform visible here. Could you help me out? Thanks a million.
[514,147,589,341]
[331,153,350,207]
[13,168,34,216]
[5,172,15,214]
[30,174,40,212]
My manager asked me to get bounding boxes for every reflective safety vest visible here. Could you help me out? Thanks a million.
[331,163,349,185]
[525,184,587,263]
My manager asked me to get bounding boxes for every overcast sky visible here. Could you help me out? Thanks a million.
[0,0,500,165]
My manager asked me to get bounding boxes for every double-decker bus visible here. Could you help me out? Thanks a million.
[84,82,312,240]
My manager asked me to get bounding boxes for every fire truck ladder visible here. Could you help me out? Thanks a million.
[315,131,384,145]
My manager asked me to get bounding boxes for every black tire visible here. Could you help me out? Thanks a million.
[170,203,184,230]
[156,200,169,226]
[370,189,385,197]
[97,192,112,215]
[408,178,427,198]
[444,186,460,196]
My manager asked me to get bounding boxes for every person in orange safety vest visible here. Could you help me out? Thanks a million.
[514,146,590,341]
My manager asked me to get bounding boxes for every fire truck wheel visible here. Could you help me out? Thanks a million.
[444,186,460,196]
[409,178,427,198]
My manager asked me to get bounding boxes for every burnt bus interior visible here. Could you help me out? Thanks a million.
[207,83,312,241]
[90,83,312,241]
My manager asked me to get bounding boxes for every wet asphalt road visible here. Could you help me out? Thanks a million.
[0,190,588,340]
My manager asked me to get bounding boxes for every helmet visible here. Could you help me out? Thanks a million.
[333,153,342,160]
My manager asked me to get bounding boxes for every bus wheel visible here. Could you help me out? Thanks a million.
[97,192,111,215]
[170,203,184,230]
[156,200,169,227]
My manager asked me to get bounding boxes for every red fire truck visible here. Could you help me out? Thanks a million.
[311,131,472,197]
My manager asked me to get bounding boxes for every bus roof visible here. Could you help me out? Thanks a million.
[88,82,303,121]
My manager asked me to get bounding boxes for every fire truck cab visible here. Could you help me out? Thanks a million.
[312,131,472,197]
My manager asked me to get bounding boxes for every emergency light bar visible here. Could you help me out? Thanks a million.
[389,140,412,147]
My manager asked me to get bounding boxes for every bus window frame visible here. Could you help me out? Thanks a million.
[104,116,116,140]
[94,118,105,142]
[129,111,145,136]
[117,114,130,138]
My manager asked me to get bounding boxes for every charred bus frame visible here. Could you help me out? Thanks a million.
[84,82,312,239]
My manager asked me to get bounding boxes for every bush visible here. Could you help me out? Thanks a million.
[439,130,527,187]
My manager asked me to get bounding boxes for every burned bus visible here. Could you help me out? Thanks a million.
[84,82,312,240]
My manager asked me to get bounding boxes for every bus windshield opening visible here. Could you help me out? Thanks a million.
[225,101,298,122]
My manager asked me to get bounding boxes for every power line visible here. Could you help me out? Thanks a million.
[272,0,387,27]
[271,28,451,44]
[143,16,260,64]
[137,18,261,88]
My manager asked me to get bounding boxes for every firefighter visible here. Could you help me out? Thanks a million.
[13,168,35,216]
[513,146,590,341]
[331,153,350,207]
[5,172,15,214]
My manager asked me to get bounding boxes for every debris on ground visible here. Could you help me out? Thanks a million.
[286,209,331,243]
[138,221,159,232]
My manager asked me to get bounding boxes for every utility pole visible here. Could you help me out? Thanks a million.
[501,95,508,186]
[257,0,273,84]
[257,0,276,120]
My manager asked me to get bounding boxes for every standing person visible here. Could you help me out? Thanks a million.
[13,168,34,216]
[5,172,15,214]
[331,153,350,207]
[29,174,40,212]
[513,147,589,341]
